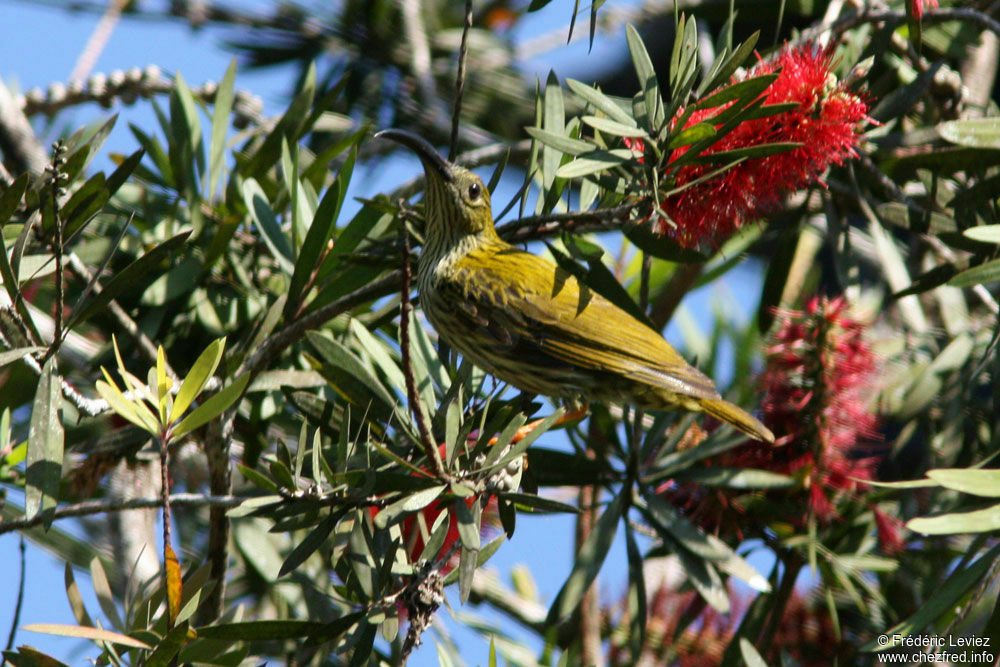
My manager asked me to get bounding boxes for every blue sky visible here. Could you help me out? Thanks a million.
[0,1,772,663]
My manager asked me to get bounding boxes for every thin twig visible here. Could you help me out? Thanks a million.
[399,223,448,479]
[4,537,26,650]
[496,204,634,243]
[795,7,1000,48]
[0,493,246,536]
[66,252,179,379]
[237,271,403,380]
[158,433,172,626]
[449,0,474,161]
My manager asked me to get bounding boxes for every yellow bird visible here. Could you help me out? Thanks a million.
[378,129,774,443]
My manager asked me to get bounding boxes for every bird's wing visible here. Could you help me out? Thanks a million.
[450,244,722,401]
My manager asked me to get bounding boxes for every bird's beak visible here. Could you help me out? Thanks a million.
[375,129,454,183]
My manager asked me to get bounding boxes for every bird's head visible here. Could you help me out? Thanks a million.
[376,129,496,243]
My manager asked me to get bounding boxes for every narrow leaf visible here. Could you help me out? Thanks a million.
[171,373,250,439]
[547,490,625,622]
[26,357,63,523]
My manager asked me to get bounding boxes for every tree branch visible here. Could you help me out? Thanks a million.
[0,493,246,536]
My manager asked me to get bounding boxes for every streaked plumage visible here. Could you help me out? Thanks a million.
[377,129,774,443]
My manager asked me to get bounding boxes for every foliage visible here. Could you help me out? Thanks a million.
[2,1,1000,665]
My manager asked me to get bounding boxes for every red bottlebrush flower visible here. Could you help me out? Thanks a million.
[873,506,905,555]
[623,136,646,163]
[654,46,870,248]
[911,0,938,20]
[607,574,842,666]
[661,295,882,532]
[755,296,881,519]
[368,442,504,574]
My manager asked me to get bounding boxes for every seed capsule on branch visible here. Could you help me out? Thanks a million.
[376,129,774,443]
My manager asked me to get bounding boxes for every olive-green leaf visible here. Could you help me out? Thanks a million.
[555,148,633,178]
[948,257,1000,287]
[69,231,191,328]
[862,542,1000,651]
[21,623,150,649]
[26,357,64,523]
[547,489,625,623]
[243,177,295,274]
[524,127,594,156]
[171,372,250,439]
[581,115,647,138]
[908,504,1000,534]
[926,468,1000,497]
[170,337,226,423]
[963,225,1000,244]
[938,118,1000,149]
[196,619,330,640]
[373,485,446,529]
[565,79,634,125]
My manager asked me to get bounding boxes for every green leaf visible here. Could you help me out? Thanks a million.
[95,377,158,434]
[698,32,759,96]
[963,225,1000,244]
[626,24,662,131]
[690,141,801,164]
[862,542,1000,651]
[59,172,109,239]
[739,638,769,667]
[0,346,45,369]
[555,148,633,178]
[948,257,1000,287]
[171,373,250,439]
[667,122,716,149]
[565,79,634,125]
[671,467,794,489]
[170,337,226,423]
[69,231,191,328]
[144,622,190,667]
[938,118,1000,149]
[547,489,625,622]
[197,619,331,641]
[908,504,1000,534]
[643,492,769,593]
[624,222,708,263]
[373,485,446,529]
[26,357,64,523]
[442,535,506,585]
[694,72,776,114]
[208,59,237,197]
[926,468,1000,497]
[305,332,396,422]
[90,557,125,631]
[501,491,580,514]
[453,498,481,551]
[21,623,150,649]
[581,116,646,138]
[542,70,565,189]
[279,510,340,577]
[242,178,295,274]
[524,127,594,156]
[287,146,357,313]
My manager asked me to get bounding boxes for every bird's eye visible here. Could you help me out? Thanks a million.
[467,182,481,200]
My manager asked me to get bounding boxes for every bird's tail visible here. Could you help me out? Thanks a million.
[699,398,775,444]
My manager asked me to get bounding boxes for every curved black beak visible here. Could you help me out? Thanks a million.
[375,129,454,183]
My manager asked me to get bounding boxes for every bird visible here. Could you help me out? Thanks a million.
[376,129,774,444]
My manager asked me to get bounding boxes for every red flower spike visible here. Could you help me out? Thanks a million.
[653,45,870,249]
[662,295,883,533]
[911,0,938,20]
